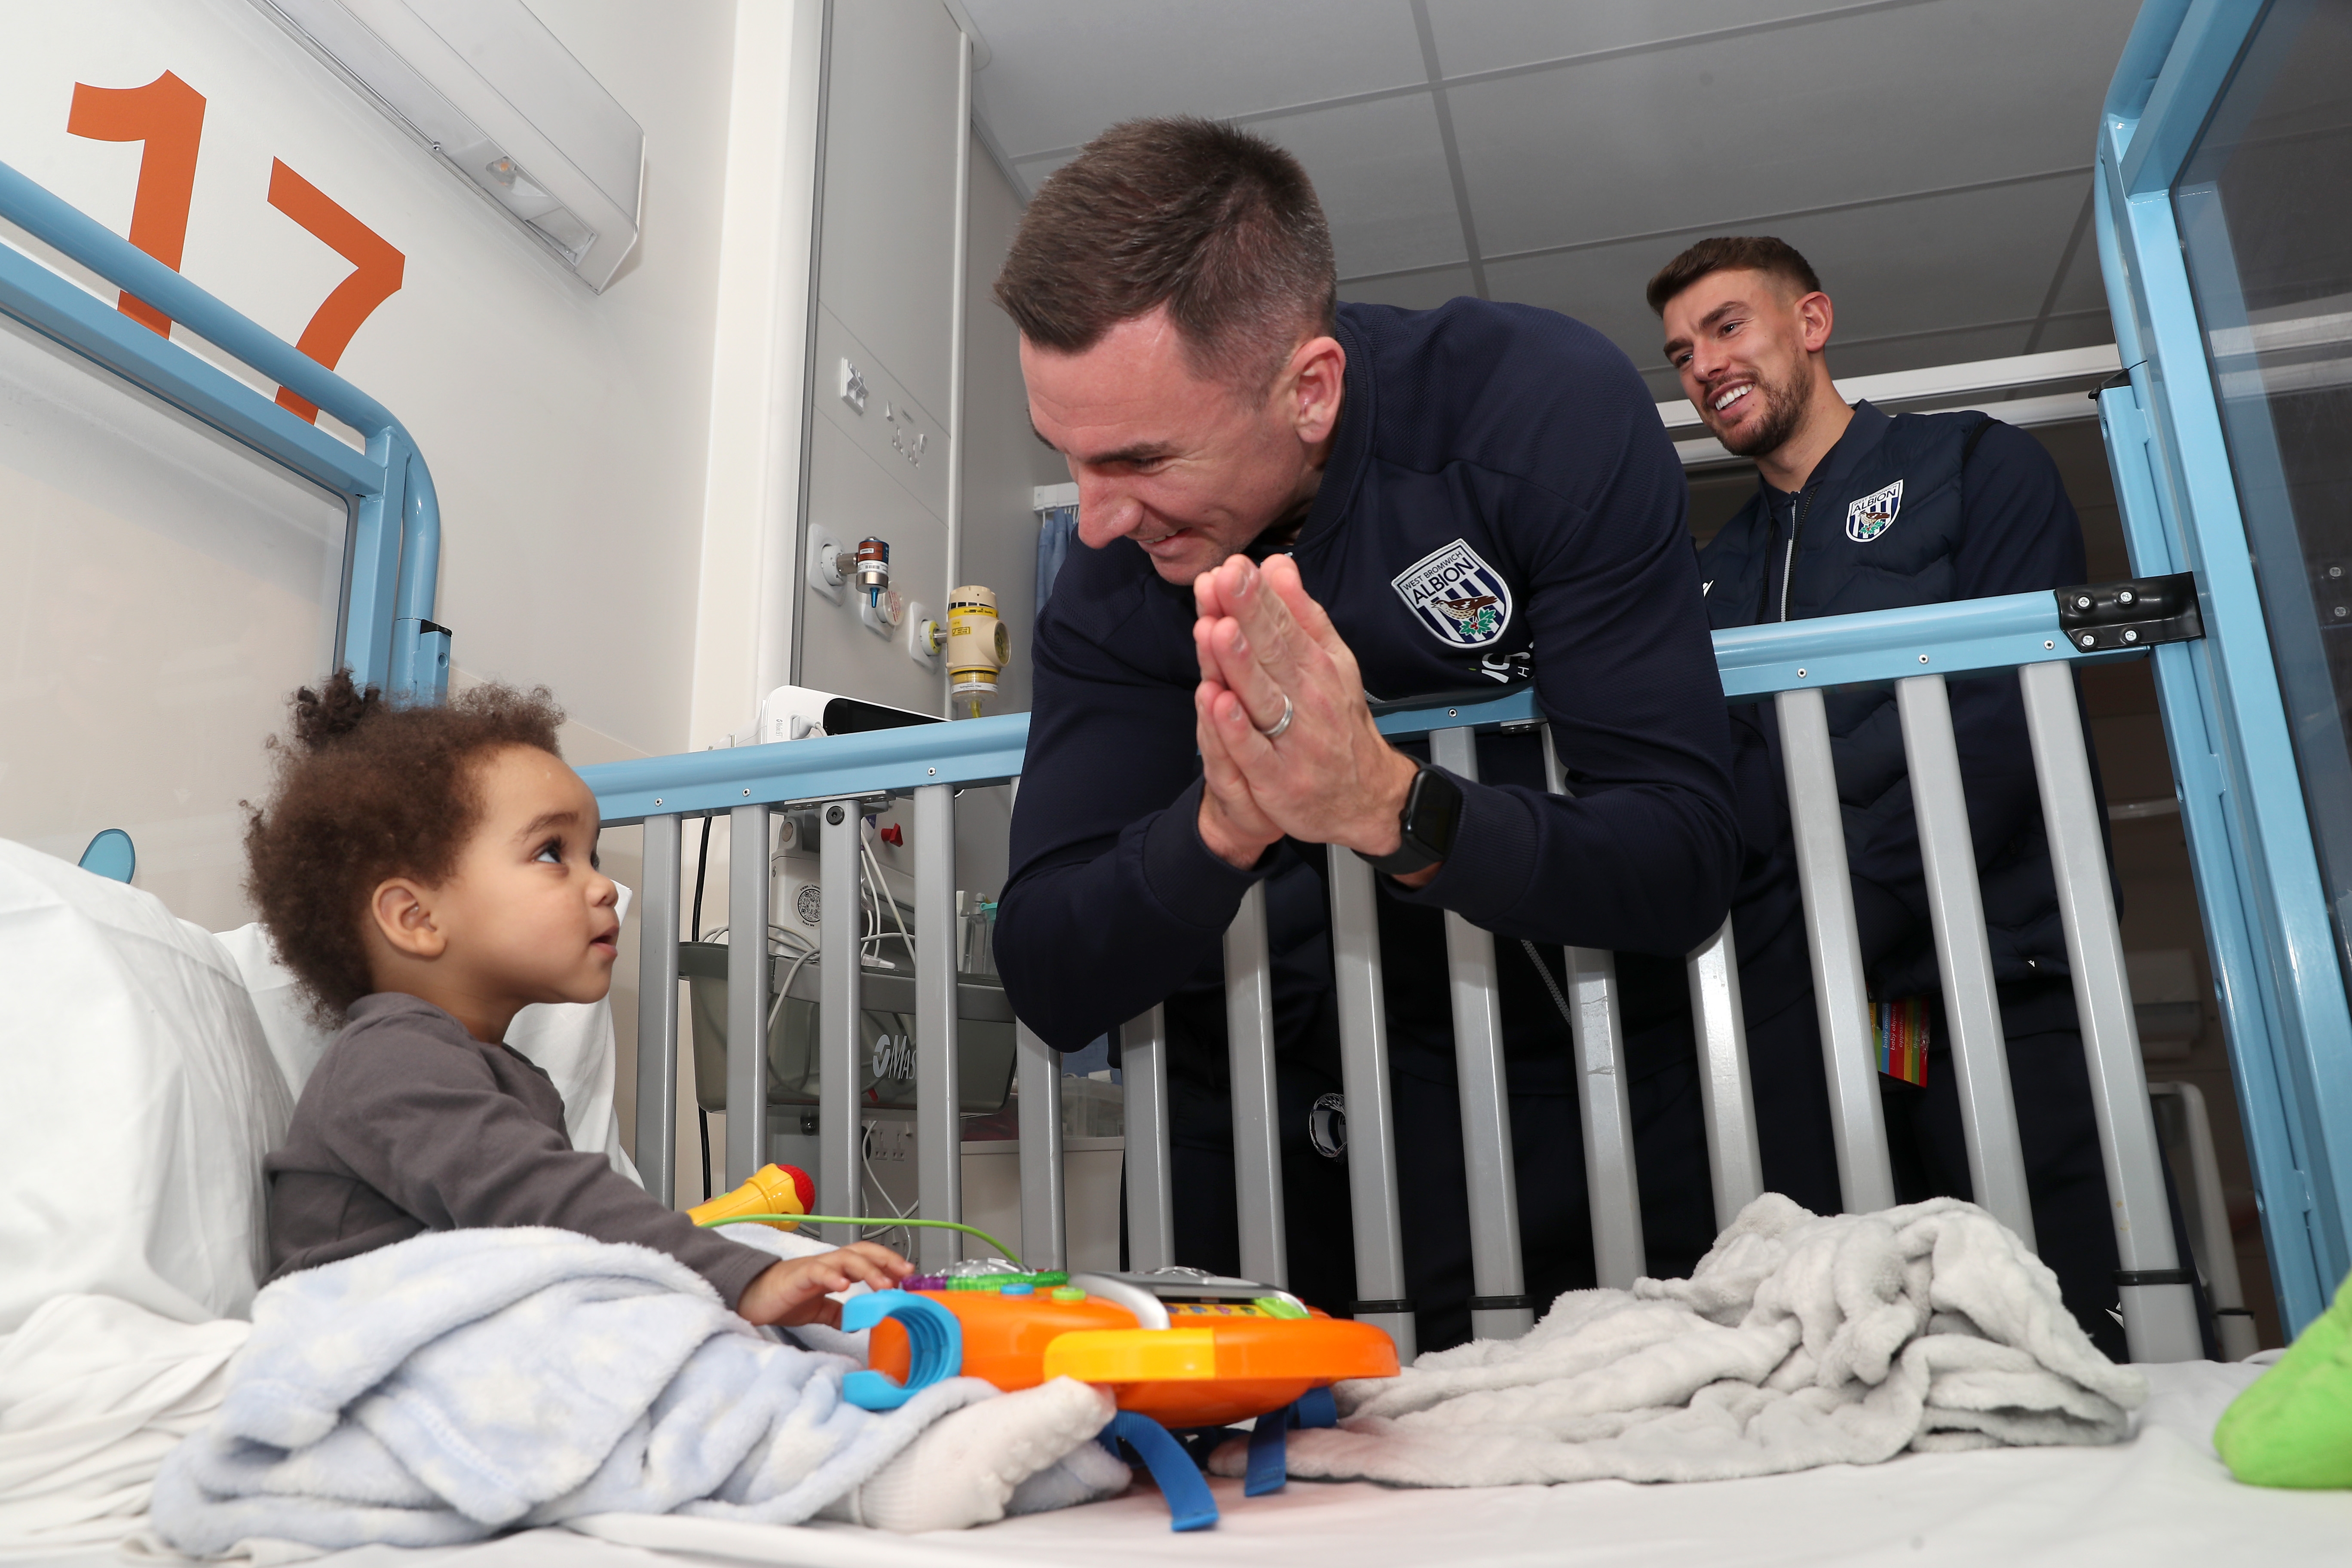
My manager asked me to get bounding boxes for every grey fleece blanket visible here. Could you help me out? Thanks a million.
[1218,1195,2150,1488]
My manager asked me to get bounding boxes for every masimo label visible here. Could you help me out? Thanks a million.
[1392,539,1513,648]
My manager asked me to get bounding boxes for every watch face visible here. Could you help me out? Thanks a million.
[1406,766,1464,859]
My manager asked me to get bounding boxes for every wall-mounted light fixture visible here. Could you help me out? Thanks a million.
[253,0,644,291]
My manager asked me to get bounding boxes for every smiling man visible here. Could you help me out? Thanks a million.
[1650,236,2152,1357]
[990,118,1740,1351]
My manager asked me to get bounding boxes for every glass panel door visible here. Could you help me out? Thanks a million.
[0,310,348,931]
[2173,0,2352,1001]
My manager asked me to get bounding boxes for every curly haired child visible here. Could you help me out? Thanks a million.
[245,671,910,1325]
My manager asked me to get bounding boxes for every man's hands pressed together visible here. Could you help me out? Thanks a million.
[1191,554,1434,885]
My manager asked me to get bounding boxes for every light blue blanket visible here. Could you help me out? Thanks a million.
[150,1228,995,1554]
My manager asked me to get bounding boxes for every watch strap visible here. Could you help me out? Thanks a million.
[1356,762,1458,876]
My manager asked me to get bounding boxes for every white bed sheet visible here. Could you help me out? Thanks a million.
[46,1360,2318,1568]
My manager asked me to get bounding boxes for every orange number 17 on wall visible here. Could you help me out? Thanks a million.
[67,71,406,425]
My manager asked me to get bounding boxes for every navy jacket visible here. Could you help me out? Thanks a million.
[1697,402,2091,1033]
[997,299,1742,1088]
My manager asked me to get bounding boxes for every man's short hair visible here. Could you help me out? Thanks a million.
[994,116,1337,392]
[1645,236,1823,316]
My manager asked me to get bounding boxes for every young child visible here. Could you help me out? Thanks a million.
[246,672,910,1325]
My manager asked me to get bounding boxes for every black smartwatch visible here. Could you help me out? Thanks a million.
[1356,762,1463,876]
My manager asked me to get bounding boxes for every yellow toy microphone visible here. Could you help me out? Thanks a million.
[687,1162,814,1230]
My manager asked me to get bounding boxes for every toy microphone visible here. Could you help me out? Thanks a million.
[688,1162,814,1230]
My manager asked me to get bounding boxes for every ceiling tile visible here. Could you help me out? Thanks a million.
[2021,309,2117,358]
[1259,95,1463,279]
[1442,0,2140,260]
[1482,172,2098,385]
[962,0,1425,160]
[1426,0,1838,77]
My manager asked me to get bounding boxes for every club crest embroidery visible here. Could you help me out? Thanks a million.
[1846,479,1904,542]
[1392,539,1513,649]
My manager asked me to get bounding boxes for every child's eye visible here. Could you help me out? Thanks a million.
[535,840,564,866]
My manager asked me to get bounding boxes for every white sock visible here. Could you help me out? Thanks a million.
[820,1378,1119,1533]
[1005,1431,1132,1516]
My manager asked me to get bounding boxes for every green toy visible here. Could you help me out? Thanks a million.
[2214,1271,2352,1488]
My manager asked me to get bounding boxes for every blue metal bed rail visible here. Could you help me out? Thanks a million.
[2091,0,2352,1338]
[584,585,2211,1364]
[0,158,445,698]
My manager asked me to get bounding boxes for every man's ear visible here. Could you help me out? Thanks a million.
[1284,334,1346,445]
[1795,290,1835,355]
[370,877,447,961]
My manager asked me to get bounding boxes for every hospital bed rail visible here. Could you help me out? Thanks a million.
[582,583,2209,1365]
[0,157,447,701]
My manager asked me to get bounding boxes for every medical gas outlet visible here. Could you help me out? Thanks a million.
[947,585,1008,717]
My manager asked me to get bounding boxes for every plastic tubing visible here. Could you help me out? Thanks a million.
[695,1212,1021,1268]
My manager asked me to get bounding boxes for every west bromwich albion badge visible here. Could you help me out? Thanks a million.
[1392,539,1513,649]
[1846,479,1904,542]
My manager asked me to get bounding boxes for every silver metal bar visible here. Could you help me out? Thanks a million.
[634,814,681,1206]
[1685,919,1762,1231]
[2152,1081,2256,1361]
[1121,1007,1176,1271]
[1225,882,1287,1286]
[1016,1022,1065,1270]
[725,804,772,1192]
[1896,673,2035,1247]
[1326,843,1415,1361]
[1430,726,1531,1339]
[912,784,959,1271]
[1540,726,1642,1289]
[2019,661,2202,1362]
[1773,687,1896,1211]
[1567,946,1644,1288]
[818,799,862,1243]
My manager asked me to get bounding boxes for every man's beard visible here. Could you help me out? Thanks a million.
[1715,368,1807,459]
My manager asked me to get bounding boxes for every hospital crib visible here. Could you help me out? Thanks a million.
[583,580,2215,1367]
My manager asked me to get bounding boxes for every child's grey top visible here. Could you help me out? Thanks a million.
[264,991,770,1306]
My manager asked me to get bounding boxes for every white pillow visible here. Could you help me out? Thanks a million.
[213,893,640,1183]
[0,842,291,1332]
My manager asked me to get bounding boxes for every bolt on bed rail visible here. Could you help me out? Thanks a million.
[580,581,2210,1365]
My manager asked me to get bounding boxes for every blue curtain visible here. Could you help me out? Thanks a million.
[1035,503,1079,610]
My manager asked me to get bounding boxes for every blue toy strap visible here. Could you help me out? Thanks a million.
[1243,1389,1337,1494]
[1244,1409,1288,1496]
[839,1291,962,1411]
[1109,1412,1218,1532]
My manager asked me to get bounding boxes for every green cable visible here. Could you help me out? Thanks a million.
[695,1212,1022,1269]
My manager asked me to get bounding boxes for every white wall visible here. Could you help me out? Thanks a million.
[951,126,1069,904]
[958,126,1068,720]
[793,0,966,718]
[0,0,812,764]
[0,0,838,1191]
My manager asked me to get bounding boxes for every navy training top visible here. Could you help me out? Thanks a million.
[1697,402,2095,1036]
[995,299,1741,1089]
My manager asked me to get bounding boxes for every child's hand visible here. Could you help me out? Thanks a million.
[735,1243,913,1326]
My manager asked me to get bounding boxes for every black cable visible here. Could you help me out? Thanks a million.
[1521,940,1579,1034]
[690,816,712,941]
[691,817,713,1201]
[697,1106,713,1205]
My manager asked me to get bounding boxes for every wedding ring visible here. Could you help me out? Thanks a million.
[1257,694,1295,741]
